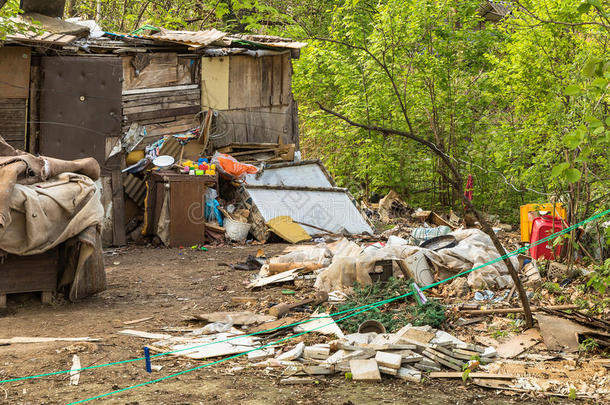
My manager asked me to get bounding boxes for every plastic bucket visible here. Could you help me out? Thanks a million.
[224,217,251,242]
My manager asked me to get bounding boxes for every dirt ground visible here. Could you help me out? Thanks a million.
[0,244,574,404]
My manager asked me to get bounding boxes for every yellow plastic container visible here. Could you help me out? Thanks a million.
[126,150,145,166]
[520,203,566,242]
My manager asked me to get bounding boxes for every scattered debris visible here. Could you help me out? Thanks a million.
[0,337,101,345]
[495,328,542,359]
[123,317,153,325]
[69,355,81,386]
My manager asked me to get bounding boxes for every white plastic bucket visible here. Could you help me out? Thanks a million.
[224,218,251,242]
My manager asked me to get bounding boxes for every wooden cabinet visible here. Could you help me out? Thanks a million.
[146,171,217,247]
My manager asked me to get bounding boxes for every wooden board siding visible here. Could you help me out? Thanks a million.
[228,53,292,109]
[201,56,230,110]
[122,53,198,91]
[0,98,27,150]
[0,46,31,99]
[209,105,296,148]
[121,87,201,147]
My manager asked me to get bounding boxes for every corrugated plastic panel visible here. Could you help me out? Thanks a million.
[244,187,373,236]
[123,174,146,207]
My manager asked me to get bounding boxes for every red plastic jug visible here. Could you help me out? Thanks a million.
[529,215,565,260]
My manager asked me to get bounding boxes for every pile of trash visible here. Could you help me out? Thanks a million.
[249,324,497,384]
[117,315,496,384]
[246,228,518,294]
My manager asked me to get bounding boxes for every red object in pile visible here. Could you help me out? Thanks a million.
[529,215,565,260]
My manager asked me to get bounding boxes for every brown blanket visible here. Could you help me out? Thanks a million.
[0,137,100,229]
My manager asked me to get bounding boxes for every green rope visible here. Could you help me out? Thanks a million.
[1,208,608,389]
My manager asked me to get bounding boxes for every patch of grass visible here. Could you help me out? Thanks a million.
[334,278,446,333]
[579,337,599,353]
[542,281,562,294]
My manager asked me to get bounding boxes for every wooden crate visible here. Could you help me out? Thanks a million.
[0,248,59,307]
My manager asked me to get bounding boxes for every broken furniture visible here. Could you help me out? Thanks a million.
[144,170,218,247]
[0,248,58,308]
[0,137,106,305]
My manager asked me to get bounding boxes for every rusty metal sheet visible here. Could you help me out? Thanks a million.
[38,56,122,170]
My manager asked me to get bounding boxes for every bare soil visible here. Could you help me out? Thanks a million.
[0,245,568,404]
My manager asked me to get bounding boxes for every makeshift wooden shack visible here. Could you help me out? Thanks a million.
[0,13,305,246]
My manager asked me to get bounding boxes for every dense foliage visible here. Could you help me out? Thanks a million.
[292,0,610,224]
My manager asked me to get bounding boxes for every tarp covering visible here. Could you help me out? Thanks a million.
[0,172,103,256]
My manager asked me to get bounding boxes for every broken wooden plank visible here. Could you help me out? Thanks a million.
[429,372,515,379]
[350,359,381,382]
[279,377,316,385]
[378,365,398,375]
[293,313,345,338]
[460,305,578,316]
[193,311,275,326]
[397,366,422,382]
[375,351,402,370]
[247,268,301,289]
[118,330,172,340]
[422,348,463,371]
[0,337,101,344]
[123,317,153,325]
[231,296,258,304]
[303,344,330,360]
[285,364,334,376]
[276,342,304,361]
[248,347,275,361]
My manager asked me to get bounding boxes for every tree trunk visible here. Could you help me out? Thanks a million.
[318,103,535,328]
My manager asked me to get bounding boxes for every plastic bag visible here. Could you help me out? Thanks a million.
[211,152,258,180]
[205,198,223,226]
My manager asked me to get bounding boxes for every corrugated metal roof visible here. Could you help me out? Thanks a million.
[130,28,230,48]
[244,161,334,188]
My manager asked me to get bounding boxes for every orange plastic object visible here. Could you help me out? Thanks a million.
[519,203,566,242]
[215,153,258,179]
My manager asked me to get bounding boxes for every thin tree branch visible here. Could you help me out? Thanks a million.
[315,37,415,136]
[317,103,535,328]
[513,0,610,31]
